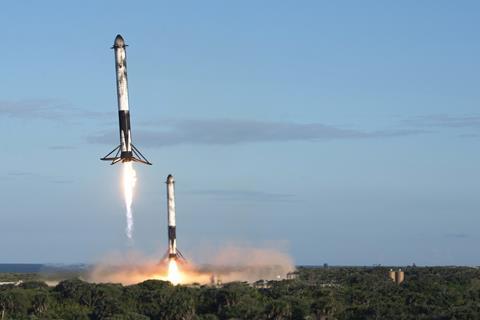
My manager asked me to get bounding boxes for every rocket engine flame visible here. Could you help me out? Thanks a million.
[167,259,182,285]
[122,162,137,239]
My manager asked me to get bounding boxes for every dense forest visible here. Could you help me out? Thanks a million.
[1,266,480,319]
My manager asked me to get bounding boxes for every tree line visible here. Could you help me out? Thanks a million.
[1,266,480,319]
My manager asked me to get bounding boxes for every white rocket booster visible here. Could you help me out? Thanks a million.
[101,34,151,165]
[165,174,186,261]
[166,174,177,258]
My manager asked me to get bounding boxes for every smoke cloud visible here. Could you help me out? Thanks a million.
[87,245,295,285]
[199,245,295,283]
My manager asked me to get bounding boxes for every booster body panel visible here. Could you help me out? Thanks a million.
[113,35,129,113]
[113,35,132,156]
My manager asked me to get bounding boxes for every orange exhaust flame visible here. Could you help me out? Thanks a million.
[167,259,182,285]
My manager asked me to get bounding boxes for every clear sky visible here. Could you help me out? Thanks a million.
[0,1,479,265]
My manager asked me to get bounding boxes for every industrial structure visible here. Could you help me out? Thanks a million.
[388,269,405,284]
[101,34,151,165]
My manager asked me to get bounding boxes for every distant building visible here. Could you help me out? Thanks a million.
[253,280,269,289]
[388,269,405,284]
[286,271,298,280]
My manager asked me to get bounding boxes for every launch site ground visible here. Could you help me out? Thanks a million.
[0,265,478,319]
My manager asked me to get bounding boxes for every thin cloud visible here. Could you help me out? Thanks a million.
[0,171,35,181]
[403,114,480,129]
[458,133,480,138]
[87,118,422,147]
[0,99,110,122]
[189,189,296,202]
[0,171,38,182]
[0,171,73,184]
[8,171,35,177]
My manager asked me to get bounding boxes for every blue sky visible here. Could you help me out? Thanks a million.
[0,1,479,265]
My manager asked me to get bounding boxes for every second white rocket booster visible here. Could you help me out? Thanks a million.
[166,174,177,259]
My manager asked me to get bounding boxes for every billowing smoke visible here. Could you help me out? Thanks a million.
[87,245,295,285]
[122,162,137,240]
[200,245,295,283]
[88,252,167,285]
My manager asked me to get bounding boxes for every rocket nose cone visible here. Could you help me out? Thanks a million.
[166,174,174,183]
[114,34,125,47]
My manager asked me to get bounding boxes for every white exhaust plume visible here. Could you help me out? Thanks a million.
[122,162,137,240]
